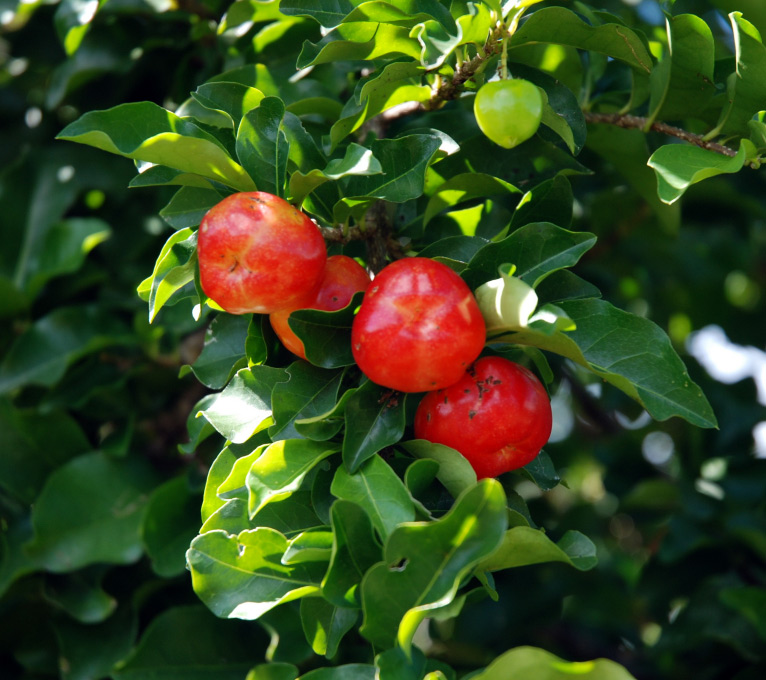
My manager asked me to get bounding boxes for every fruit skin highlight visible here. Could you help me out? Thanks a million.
[473,79,543,149]
[270,255,371,360]
[414,356,552,479]
[198,191,327,315]
[351,257,486,393]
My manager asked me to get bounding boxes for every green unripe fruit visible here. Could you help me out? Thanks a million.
[473,79,543,149]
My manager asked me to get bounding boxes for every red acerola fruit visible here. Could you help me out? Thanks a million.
[414,356,552,479]
[197,191,326,315]
[351,257,486,393]
[270,254,371,360]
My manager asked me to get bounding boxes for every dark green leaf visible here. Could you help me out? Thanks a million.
[236,97,290,196]
[159,187,223,230]
[300,597,358,657]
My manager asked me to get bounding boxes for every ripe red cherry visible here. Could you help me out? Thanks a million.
[351,258,486,393]
[270,255,371,360]
[198,191,326,315]
[414,356,552,479]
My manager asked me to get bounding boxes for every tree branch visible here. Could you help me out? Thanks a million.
[584,112,738,157]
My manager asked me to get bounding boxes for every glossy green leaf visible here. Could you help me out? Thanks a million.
[714,13,766,138]
[402,440,477,499]
[269,363,345,440]
[477,526,597,572]
[510,7,652,75]
[520,450,561,491]
[509,175,573,231]
[330,62,430,149]
[648,141,747,205]
[247,438,340,517]
[424,173,520,226]
[289,143,383,204]
[339,133,442,203]
[359,479,508,650]
[190,314,250,390]
[202,446,244,522]
[198,365,287,443]
[300,597,358,657]
[279,0,354,28]
[158,186,223,230]
[129,165,220,190]
[220,0,287,35]
[463,222,597,291]
[345,0,455,30]
[296,22,421,69]
[288,291,364,369]
[342,380,407,473]
[236,97,289,196]
[187,528,325,620]
[112,606,260,680]
[136,228,198,322]
[193,82,266,129]
[470,645,637,679]
[299,665,376,680]
[247,663,299,680]
[322,499,382,608]
[57,102,255,190]
[0,305,134,394]
[493,298,718,428]
[647,14,715,123]
[142,476,201,578]
[331,453,415,540]
[284,530,334,564]
[26,452,158,572]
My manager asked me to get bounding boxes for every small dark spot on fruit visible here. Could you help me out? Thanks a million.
[332,296,338,302]
[426,412,431,422]
[464,389,471,394]
[469,410,477,419]
[443,396,448,404]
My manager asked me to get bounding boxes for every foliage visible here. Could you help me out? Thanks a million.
[2,1,766,679]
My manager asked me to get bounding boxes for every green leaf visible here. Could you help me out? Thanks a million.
[720,587,766,639]
[23,217,111,297]
[26,452,158,572]
[519,450,561,491]
[331,454,416,540]
[159,186,223,230]
[142,476,201,578]
[300,597,358,657]
[289,143,383,205]
[477,526,597,572]
[193,82,266,129]
[136,228,198,322]
[284,529,334,564]
[510,7,653,75]
[187,528,325,620]
[236,97,290,196]
[247,663,299,680]
[296,23,421,70]
[463,222,597,291]
[647,14,716,123]
[424,173,520,226]
[190,314,250,390]
[54,0,108,55]
[198,366,287,444]
[57,102,255,191]
[359,479,508,651]
[402,440,477,500]
[714,13,766,138]
[494,298,718,428]
[344,0,455,30]
[129,165,220,190]
[0,305,134,395]
[247,438,340,517]
[509,175,573,231]
[269,363,346,440]
[342,380,407,473]
[469,645,637,679]
[44,568,117,624]
[279,0,355,28]
[648,141,747,205]
[202,446,243,523]
[322,499,382,608]
[339,133,443,204]
[112,606,260,680]
[329,62,431,150]
[299,665,376,680]
[288,291,365,369]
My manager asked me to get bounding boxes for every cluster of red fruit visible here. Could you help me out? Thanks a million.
[197,191,552,479]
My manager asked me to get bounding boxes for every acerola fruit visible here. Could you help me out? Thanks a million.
[473,79,543,149]
[351,257,486,393]
[270,255,371,360]
[414,356,552,479]
[198,191,326,315]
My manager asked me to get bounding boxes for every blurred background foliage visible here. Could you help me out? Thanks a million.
[1,1,765,679]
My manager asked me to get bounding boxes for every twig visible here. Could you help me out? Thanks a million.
[585,112,738,157]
